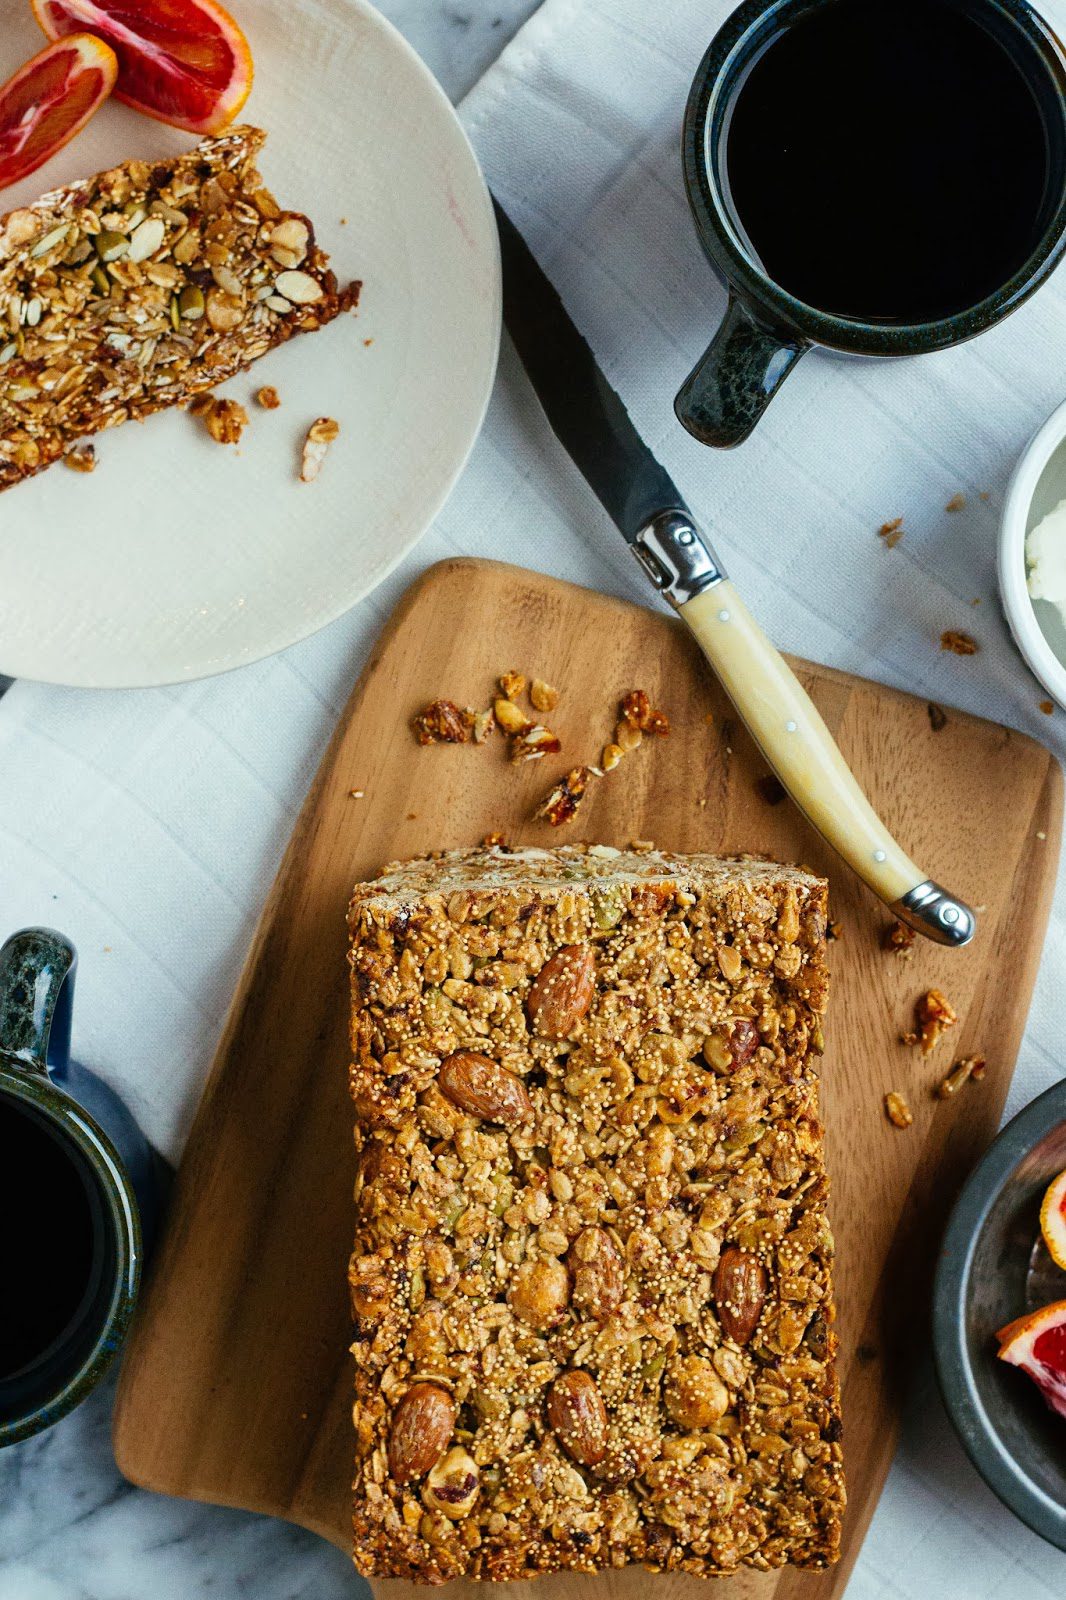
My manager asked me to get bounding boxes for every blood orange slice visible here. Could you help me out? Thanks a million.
[32,0,253,136]
[1039,1166,1066,1271]
[997,1299,1066,1421]
[0,33,117,191]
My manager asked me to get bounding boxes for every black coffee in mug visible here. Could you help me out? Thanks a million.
[0,1100,111,1410]
[722,0,1059,322]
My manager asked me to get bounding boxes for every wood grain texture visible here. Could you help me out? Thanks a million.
[112,559,1063,1598]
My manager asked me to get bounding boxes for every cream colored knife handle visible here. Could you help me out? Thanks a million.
[631,515,975,946]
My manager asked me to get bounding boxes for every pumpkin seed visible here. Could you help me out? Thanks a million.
[95,230,129,263]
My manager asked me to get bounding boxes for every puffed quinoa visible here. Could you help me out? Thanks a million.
[0,126,353,492]
[348,845,844,1581]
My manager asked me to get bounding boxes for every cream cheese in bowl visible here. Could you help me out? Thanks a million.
[1027,498,1066,625]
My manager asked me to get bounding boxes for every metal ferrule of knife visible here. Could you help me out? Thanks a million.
[632,510,975,948]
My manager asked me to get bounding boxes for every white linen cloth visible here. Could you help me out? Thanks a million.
[2,0,1066,1593]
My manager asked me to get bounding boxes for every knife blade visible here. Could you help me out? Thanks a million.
[495,197,976,948]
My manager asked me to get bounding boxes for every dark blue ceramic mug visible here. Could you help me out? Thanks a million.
[0,928,157,1446]
[676,0,1066,447]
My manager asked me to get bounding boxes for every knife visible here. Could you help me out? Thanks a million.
[494,200,975,947]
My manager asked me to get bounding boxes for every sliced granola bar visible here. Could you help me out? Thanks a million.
[0,125,353,491]
[347,844,844,1581]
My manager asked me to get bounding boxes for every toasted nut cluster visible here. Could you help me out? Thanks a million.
[537,765,595,826]
[189,393,248,445]
[348,845,843,1582]
[884,1091,914,1129]
[935,1054,986,1099]
[883,920,916,958]
[256,384,281,409]
[530,678,559,712]
[568,1226,624,1319]
[411,699,474,746]
[902,988,958,1054]
[300,415,340,482]
[63,442,95,472]
[0,126,353,493]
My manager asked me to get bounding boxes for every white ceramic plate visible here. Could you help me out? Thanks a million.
[0,0,500,686]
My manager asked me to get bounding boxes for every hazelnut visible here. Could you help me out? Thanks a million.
[508,1257,570,1328]
[664,1355,729,1429]
[424,1446,479,1519]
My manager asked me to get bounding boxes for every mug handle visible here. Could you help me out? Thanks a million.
[0,928,76,1078]
[675,294,808,448]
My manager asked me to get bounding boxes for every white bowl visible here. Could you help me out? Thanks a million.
[1000,394,1066,708]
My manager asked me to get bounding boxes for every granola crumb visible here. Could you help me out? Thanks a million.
[629,839,655,853]
[494,698,531,736]
[940,630,979,656]
[510,725,562,763]
[300,415,339,482]
[63,443,96,473]
[1040,700,1055,715]
[498,670,526,701]
[349,788,365,799]
[927,702,948,732]
[256,384,281,409]
[883,920,916,958]
[935,1054,986,1099]
[902,988,958,1054]
[537,766,594,826]
[601,742,623,772]
[945,492,967,513]
[190,394,248,445]
[412,699,473,745]
[979,490,992,503]
[884,1091,913,1129]
[620,689,669,734]
[878,516,904,548]
[472,708,495,744]
[757,774,787,806]
[827,920,843,941]
[481,831,507,848]
[529,678,559,713]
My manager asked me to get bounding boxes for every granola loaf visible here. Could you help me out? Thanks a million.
[347,845,844,1582]
[0,125,352,490]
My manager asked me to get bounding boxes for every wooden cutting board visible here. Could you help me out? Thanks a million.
[113,558,1062,1598]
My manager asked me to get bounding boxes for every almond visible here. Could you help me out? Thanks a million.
[546,1370,608,1466]
[526,945,595,1039]
[387,1382,455,1484]
[713,1246,768,1346]
[568,1226,624,1320]
[438,1051,533,1125]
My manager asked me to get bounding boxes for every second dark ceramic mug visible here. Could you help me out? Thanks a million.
[0,929,157,1446]
[676,0,1066,448]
